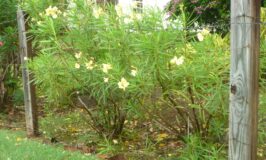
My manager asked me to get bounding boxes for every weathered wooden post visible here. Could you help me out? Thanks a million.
[17,8,38,136]
[229,0,260,159]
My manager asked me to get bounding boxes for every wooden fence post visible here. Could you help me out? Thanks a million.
[17,8,38,137]
[229,0,260,159]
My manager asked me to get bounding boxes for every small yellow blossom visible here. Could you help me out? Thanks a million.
[37,21,42,25]
[102,63,112,73]
[45,6,61,19]
[85,60,94,70]
[197,32,204,41]
[131,69,137,77]
[156,133,168,142]
[113,139,118,144]
[16,137,22,142]
[197,28,210,41]
[63,12,68,17]
[201,28,210,35]
[75,52,82,59]
[75,63,80,69]
[118,77,129,91]
[104,77,109,83]
[258,152,263,157]
[93,7,104,19]
[170,56,184,66]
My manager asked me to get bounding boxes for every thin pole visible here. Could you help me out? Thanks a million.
[17,8,38,137]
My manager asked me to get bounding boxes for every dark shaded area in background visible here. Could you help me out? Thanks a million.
[169,0,230,34]
[0,0,21,111]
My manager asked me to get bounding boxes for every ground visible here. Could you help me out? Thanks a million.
[0,129,96,160]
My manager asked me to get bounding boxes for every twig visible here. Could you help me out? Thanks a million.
[77,94,102,135]
[187,83,201,133]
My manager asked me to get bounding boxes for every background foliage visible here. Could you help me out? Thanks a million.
[0,0,21,109]
[168,0,230,34]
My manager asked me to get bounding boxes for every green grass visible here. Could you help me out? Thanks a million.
[0,130,97,160]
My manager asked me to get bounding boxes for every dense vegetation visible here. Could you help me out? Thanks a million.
[0,0,22,110]
[0,0,266,159]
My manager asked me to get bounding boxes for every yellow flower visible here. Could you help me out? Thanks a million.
[156,133,168,142]
[85,60,94,70]
[45,6,61,19]
[37,21,42,25]
[63,12,68,17]
[201,28,210,35]
[102,63,112,73]
[75,63,80,69]
[39,13,44,17]
[93,7,104,19]
[113,139,118,144]
[104,77,109,83]
[170,56,184,66]
[16,137,22,142]
[170,56,178,64]
[197,28,210,41]
[118,77,129,91]
[75,52,82,59]
[131,69,137,77]
[197,32,204,41]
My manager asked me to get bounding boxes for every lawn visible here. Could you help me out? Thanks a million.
[0,129,97,160]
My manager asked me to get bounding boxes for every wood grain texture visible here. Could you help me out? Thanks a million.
[17,8,38,136]
[229,0,260,159]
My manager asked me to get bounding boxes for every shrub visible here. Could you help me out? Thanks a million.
[22,0,229,143]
